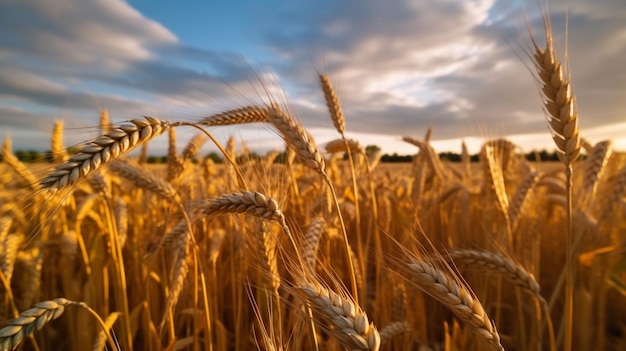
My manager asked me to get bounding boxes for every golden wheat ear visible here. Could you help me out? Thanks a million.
[406,260,504,351]
[319,74,345,135]
[266,104,326,174]
[40,117,171,190]
[198,105,270,126]
[527,14,580,166]
[0,298,116,351]
[296,282,381,351]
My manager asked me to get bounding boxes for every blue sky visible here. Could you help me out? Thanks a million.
[1,0,626,155]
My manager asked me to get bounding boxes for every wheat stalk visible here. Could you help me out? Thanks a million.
[91,312,120,351]
[528,13,581,351]
[40,117,171,190]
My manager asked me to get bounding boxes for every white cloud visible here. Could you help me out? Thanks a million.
[1,0,625,156]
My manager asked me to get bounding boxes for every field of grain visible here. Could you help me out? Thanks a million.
[1,8,626,351]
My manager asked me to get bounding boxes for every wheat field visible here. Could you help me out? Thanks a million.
[0,7,625,351]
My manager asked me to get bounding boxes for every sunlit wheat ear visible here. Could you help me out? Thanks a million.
[481,145,510,215]
[87,170,111,196]
[108,160,179,203]
[0,217,21,282]
[256,222,281,295]
[598,164,626,220]
[51,120,68,163]
[1,138,40,191]
[445,249,556,350]
[325,138,365,155]
[201,192,285,222]
[583,140,612,196]
[182,132,208,161]
[194,191,305,267]
[483,139,517,171]
[296,282,381,351]
[406,260,504,351]
[445,250,541,299]
[99,109,111,133]
[461,140,471,180]
[402,136,446,180]
[424,127,432,144]
[208,229,226,265]
[379,321,410,344]
[508,170,540,230]
[529,23,580,165]
[0,298,72,350]
[167,128,184,182]
[114,198,128,248]
[266,104,326,174]
[303,217,326,269]
[160,221,191,330]
[40,116,171,190]
[319,74,345,134]
[198,105,269,126]
[0,298,114,351]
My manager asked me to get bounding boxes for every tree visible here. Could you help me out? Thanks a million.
[365,144,381,156]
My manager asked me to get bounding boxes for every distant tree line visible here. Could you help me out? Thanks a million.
[1,147,567,164]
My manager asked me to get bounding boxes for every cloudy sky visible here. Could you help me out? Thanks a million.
[1,0,625,155]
